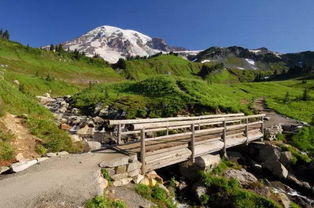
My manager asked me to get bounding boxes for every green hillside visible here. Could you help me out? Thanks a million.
[72,76,314,123]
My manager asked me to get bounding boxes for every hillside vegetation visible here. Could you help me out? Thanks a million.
[72,76,314,122]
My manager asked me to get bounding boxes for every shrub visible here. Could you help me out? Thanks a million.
[136,184,177,208]
[291,127,314,157]
[86,196,126,208]
[35,144,47,156]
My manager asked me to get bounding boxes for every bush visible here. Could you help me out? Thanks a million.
[86,196,126,208]
[35,144,47,156]
[101,169,113,185]
[136,184,177,208]
[291,127,314,157]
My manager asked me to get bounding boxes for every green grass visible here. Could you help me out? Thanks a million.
[0,39,123,87]
[71,75,314,122]
[0,127,14,161]
[136,184,176,208]
[200,169,281,208]
[290,127,314,157]
[122,54,213,80]
[86,196,127,208]
[0,80,81,153]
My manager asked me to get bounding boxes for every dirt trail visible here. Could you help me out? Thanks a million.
[0,150,125,208]
[253,98,303,128]
[1,113,39,161]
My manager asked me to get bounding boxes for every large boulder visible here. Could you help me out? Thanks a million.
[223,168,258,186]
[262,160,288,178]
[264,124,283,141]
[86,141,102,151]
[280,151,293,167]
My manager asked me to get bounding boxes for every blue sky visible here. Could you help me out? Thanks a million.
[0,0,314,53]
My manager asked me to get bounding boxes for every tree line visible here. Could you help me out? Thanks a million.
[0,29,10,40]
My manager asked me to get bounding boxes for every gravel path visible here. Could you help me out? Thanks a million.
[254,98,303,128]
[0,150,125,208]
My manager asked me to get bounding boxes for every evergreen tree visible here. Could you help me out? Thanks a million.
[49,44,54,51]
[3,30,9,40]
[302,88,311,101]
[283,92,290,103]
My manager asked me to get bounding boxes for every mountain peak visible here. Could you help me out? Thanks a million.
[61,25,187,63]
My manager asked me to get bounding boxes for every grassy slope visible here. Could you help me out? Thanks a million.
[123,55,209,80]
[72,76,314,122]
[0,39,123,88]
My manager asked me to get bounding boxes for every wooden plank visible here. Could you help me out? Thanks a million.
[222,121,227,158]
[132,114,265,130]
[109,113,245,125]
[190,123,195,163]
[117,124,122,144]
[140,129,146,174]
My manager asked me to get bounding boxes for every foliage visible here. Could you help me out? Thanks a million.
[136,184,177,208]
[35,144,47,156]
[101,169,113,185]
[200,172,281,208]
[0,128,14,160]
[86,196,127,208]
[290,127,314,157]
[0,80,81,153]
[280,144,312,164]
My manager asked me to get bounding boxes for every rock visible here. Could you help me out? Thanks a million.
[287,175,311,190]
[70,134,82,142]
[104,168,115,176]
[77,125,94,136]
[11,160,38,172]
[264,116,271,121]
[111,173,129,181]
[36,157,49,163]
[99,155,130,168]
[71,108,80,115]
[127,161,142,172]
[93,116,104,124]
[0,166,10,174]
[58,106,67,113]
[140,177,158,186]
[223,168,258,186]
[36,96,55,105]
[57,151,69,156]
[265,124,283,141]
[195,186,207,200]
[195,154,221,170]
[277,193,290,208]
[115,165,127,174]
[258,144,281,162]
[262,160,288,178]
[43,93,51,98]
[280,151,293,167]
[146,171,163,184]
[128,169,140,177]
[133,174,144,184]
[46,152,57,157]
[13,80,20,85]
[128,154,138,163]
[60,123,71,130]
[87,141,102,151]
[15,153,25,162]
[113,177,132,187]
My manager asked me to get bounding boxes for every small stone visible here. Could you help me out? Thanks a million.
[128,169,140,177]
[13,80,20,85]
[15,153,25,162]
[70,134,82,142]
[43,93,51,98]
[127,161,142,172]
[57,151,69,156]
[111,173,128,181]
[87,141,102,151]
[113,178,132,187]
[133,174,144,184]
[36,157,49,163]
[60,123,71,130]
[46,152,57,157]
[93,116,104,124]
[0,166,10,174]
[11,160,38,172]
[115,165,127,174]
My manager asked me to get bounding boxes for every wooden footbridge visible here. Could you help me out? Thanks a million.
[109,113,265,174]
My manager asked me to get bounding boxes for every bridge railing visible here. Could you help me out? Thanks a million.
[109,113,265,174]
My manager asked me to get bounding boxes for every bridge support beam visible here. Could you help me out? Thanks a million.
[190,124,195,163]
[221,121,228,158]
[141,128,146,174]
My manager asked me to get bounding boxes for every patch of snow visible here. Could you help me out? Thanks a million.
[201,59,211,63]
[237,67,245,70]
[245,58,255,65]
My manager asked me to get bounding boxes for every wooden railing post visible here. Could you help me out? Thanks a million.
[141,128,146,174]
[245,118,249,145]
[260,116,265,142]
[190,123,195,163]
[222,120,227,158]
[117,124,122,144]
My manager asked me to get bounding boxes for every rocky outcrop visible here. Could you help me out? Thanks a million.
[264,124,283,141]
[223,168,258,187]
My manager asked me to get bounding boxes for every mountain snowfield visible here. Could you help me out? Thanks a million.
[62,25,190,63]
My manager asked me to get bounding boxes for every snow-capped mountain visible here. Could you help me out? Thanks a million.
[61,25,188,63]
